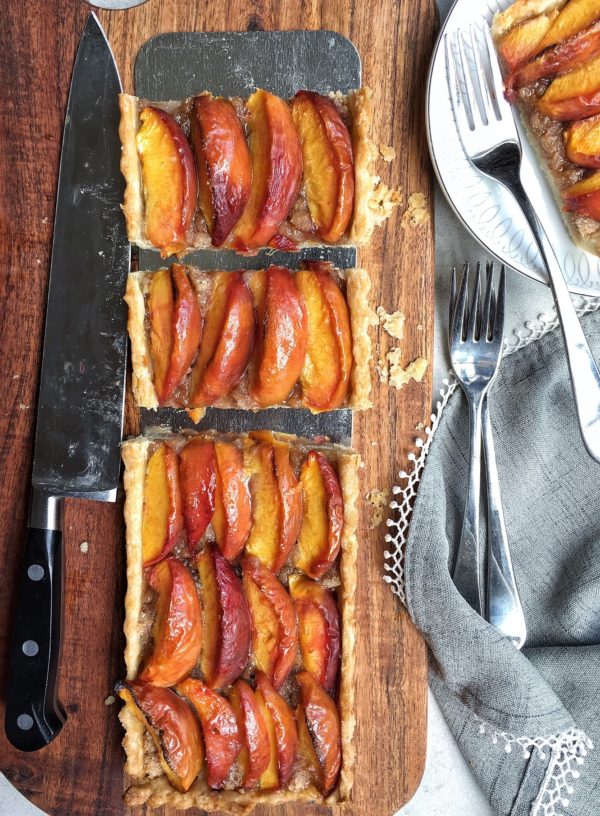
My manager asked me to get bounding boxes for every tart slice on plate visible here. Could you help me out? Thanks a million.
[125,261,372,417]
[119,87,399,255]
[116,431,358,812]
[492,0,600,254]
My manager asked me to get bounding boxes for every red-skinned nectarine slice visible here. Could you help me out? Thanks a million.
[197,544,251,688]
[148,268,174,404]
[244,442,281,570]
[177,677,243,789]
[138,558,202,687]
[242,555,298,690]
[137,106,197,257]
[142,443,184,566]
[564,169,600,219]
[256,671,299,787]
[179,437,217,550]
[233,90,303,250]
[296,671,341,796]
[229,679,271,789]
[564,113,600,168]
[212,441,252,560]
[293,451,344,579]
[116,680,203,793]
[538,51,600,120]
[249,267,308,407]
[160,264,202,403]
[190,94,252,247]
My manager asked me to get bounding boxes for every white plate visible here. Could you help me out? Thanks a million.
[427,0,600,295]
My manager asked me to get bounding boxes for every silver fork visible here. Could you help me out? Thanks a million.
[450,263,526,648]
[446,25,600,463]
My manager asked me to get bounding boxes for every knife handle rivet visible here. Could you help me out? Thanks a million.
[16,714,34,731]
[22,640,39,657]
[27,564,44,581]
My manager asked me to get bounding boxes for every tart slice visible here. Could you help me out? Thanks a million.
[125,262,372,416]
[119,87,399,255]
[118,431,358,811]
[492,0,600,254]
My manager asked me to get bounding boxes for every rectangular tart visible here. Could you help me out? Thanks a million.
[119,87,399,255]
[125,262,372,416]
[492,0,600,255]
[117,431,358,813]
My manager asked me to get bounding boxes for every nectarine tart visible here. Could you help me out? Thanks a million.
[117,431,358,811]
[492,0,600,253]
[119,87,398,254]
[125,262,372,415]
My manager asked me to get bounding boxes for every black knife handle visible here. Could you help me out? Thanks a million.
[5,517,66,751]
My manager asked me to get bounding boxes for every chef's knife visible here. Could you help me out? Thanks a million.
[4,13,129,752]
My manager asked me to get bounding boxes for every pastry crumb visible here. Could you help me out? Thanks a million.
[402,192,430,228]
[416,421,424,431]
[18,403,29,410]
[376,306,405,340]
[388,352,429,390]
[366,488,390,529]
[79,541,89,554]
[417,323,424,332]
[105,695,115,706]
[379,144,396,162]
[369,181,402,225]
[377,357,389,383]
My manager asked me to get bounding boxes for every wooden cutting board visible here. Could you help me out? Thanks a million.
[0,1,436,815]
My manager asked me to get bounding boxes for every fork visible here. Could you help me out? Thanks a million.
[446,24,600,463]
[450,263,527,648]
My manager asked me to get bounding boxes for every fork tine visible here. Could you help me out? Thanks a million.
[483,261,495,340]
[451,262,469,349]
[457,29,483,129]
[494,264,506,340]
[467,262,482,340]
[469,25,493,126]
[482,24,510,120]
[449,266,457,344]
[446,33,470,135]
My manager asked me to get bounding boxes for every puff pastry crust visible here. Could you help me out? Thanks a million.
[125,266,373,413]
[119,87,396,252]
[120,432,359,812]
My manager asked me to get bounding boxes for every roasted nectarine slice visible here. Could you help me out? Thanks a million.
[247,431,302,573]
[537,0,600,52]
[256,672,299,787]
[296,265,353,410]
[506,21,600,96]
[212,441,252,560]
[160,264,202,403]
[249,267,308,407]
[148,268,174,403]
[293,451,343,579]
[190,271,255,407]
[565,113,600,167]
[179,437,216,549]
[233,90,303,250]
[256,686,279,790]
[137,106,197,257]
[116,680,203,793]
[177,677,243,789]
[229,679,271,789]
[244,442,281,570]
[289,574,340,695]
[296,671,341,796]
[142,443,184,566]
[138,558,202,687]
[496,11,559,73]
[190,94,252,247]
[242,555,298,690]
[564,169,600,218]
[538,51,600,120]
[291,91,354,243]
[197,544,251,688]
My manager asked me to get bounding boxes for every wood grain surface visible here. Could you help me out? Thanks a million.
[0,1,436,814]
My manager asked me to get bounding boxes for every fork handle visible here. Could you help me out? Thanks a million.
[453,393,484,615]
[482,397,527,648]
[509,177,600,462]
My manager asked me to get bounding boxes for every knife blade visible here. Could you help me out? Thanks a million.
[4,12,129,752]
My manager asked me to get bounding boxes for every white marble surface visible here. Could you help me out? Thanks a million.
[0,0,564,812]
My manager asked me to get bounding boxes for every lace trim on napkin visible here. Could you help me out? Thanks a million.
[383,297,600,816]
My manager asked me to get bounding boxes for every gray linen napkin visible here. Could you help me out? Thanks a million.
[391,310,600,816]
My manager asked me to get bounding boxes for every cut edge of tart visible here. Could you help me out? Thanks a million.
[119,87,398,253]
[119,431,358,811]
[124,265,373,415]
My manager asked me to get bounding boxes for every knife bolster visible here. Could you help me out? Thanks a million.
[29,490,63,531]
